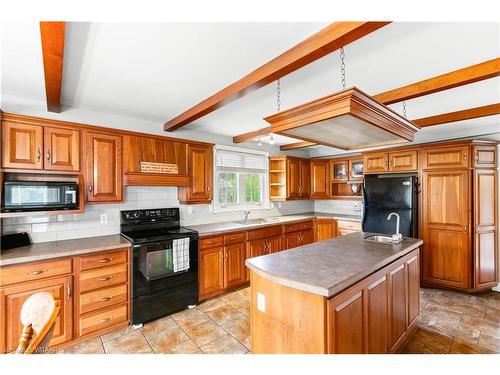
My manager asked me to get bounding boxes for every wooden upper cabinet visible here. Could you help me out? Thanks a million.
[348,159,364,181]
[310,159,330,198]
[286,157,301,199]
[43,126,80,171]
[421,169,470,290]
[331,160,348,182]
[473,169,497,289]
[1,122,43,170]
[420,145,469,170]
[179,144,213,204]
[388,150,417,172]
[0,275,73,351]
[363,152,388,173]
[473,144,496,168]
[86,132,123,202]
[299,158,311,199]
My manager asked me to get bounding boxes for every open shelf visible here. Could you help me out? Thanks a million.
[331,181,363,200]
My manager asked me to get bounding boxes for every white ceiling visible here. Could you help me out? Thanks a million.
[1,22,499,153]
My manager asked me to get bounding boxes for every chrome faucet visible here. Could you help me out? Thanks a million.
[244,210,251,222]
[387,212,403,243]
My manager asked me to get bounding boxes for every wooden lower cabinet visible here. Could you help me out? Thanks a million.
[0,247,131,352]
[314,219,336,241]
[224,242,247,289]
[328,250,419,354]
[199,247,225,300]
[0,275,73,352]
[284,229,314,250]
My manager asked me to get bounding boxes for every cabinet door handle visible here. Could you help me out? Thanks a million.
[36,148,41,161]
[98,296,112,302]
[389,159,393,167]
[67,285,72,300]
[464,225,467,232]
[88,185,93,193]
[46,150,51,161]
[207,240,215,245]
[464,154,468,161]
[26,269,47,276]
[98,258,112,263]
[220,251,224,260]
[97,317,113,324]
[475,154,479,161]
[97,276,113,281]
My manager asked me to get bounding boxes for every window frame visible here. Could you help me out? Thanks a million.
[212,145,270,213]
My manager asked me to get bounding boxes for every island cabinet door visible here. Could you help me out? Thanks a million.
[388,263,407,352]
[223,242,246,289]
[327,286,364,354]
[199,247,224,299]
[365,275,389,354]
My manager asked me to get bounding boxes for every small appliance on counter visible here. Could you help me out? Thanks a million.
[1,232,32,251]
[2,181,79,212]
[120,207,198,326]
[362,174,418,237]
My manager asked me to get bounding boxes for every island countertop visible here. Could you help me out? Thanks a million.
[245,232,423,298]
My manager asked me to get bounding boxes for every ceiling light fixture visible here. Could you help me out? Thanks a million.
[257,137,262,146]
[269,134,275,145]
[263,48,419,150]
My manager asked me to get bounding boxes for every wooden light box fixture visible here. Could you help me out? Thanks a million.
[264,87,420,150]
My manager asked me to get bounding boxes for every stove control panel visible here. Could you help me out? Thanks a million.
[121,208,179,222]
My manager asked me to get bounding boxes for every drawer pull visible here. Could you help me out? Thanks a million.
[98,258,112,263]
[26,269,47,276]
[98,296,113,302]
[97,276,113,281]
[97,317,113,324]
[228,237,237,241]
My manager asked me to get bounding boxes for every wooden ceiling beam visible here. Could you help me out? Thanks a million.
[233,126,272,143]
[373,58,500,105]
[40,22,65,113]
[413,103,500,127]
[279,141,317,151]
[164,22,391,131]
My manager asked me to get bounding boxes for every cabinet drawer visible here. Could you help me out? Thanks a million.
[283,223,299,233]
[80,283,128,314]
[80,264,128,293]
[200,236,224,249]
[79,303,128,337]
[0,258,72,286]
[247,225,282,241]
[80,249,128,271]
[336,220,361,230]
[223,232,246,245]
[299,221,313,230]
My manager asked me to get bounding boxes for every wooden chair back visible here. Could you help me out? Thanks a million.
[16,292,61,354]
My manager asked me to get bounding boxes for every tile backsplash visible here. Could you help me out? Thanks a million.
[313,199,363,215]
[2,186,314,243]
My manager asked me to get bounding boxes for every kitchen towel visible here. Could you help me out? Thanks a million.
[173,237,190,272]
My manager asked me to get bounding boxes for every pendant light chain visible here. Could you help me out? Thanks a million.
[340,47,346,89]
[276,79,281,112]
[402,101,407,119]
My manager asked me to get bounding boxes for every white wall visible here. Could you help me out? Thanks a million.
[313,199,363,215]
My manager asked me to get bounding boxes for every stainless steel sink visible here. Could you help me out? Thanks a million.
[233,217,281,226]
[364,235,398,244]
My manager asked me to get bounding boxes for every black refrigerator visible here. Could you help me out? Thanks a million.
[362,174,418,237]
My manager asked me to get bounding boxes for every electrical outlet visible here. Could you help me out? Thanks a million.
[100,213,108,224]
[257,292,266,312]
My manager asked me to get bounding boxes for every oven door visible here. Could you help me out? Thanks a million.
[137,240,186,280]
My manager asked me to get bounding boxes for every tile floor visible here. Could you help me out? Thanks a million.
[59,287,250,354]
[59,286,499,354]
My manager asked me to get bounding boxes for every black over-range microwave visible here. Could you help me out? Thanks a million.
[2,181,79,212]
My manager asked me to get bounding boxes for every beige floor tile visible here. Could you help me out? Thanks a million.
[222,314,250,349]
[58,337,104,354]
[183,319,228,347]
[200,334,248,354]
[164,339,202,354]
[100,325,136,343]
[141,316,178,339]
[197,298,228,313]
[204,304,245,326]
[171,308,209,331]
[446,301,487,319]
[103,330,153,354]
[477,332,500,353]
[146,326,191,353]
[448,338,482,354]
[219,290,249,309]
[238,302,251,317]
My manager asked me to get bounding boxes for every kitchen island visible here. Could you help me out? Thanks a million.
[245,232,423,354]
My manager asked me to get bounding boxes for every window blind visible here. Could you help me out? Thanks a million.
[216,148,267,173]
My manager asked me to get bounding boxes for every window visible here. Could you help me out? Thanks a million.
[213,145,269,212]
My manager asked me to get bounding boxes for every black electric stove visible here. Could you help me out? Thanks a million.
[120,208,199,325]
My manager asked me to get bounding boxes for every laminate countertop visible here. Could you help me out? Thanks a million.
[185,212,362,237]
[0,234,131,267]
[245,232,422,298]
